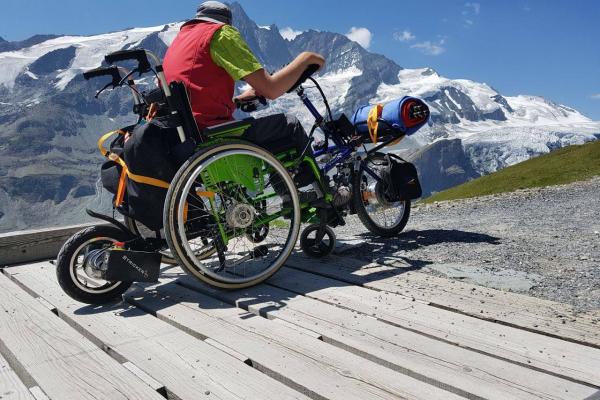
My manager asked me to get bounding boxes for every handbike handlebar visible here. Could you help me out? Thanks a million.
[83,65,142,105]
[287,63,321,93]
[83,66,122,85]
[235,96,267,113]
[105,49,152,73]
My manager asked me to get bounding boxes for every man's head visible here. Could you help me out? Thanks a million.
[195,1,232,25]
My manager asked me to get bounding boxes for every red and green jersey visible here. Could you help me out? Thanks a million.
[163,21,263,128]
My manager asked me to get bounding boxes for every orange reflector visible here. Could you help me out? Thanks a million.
[196,190,216,199]
[362,191,376,202]
[183,202,189,222]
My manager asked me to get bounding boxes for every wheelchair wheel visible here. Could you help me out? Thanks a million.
[164,142,301,289]
[352,152,411,237]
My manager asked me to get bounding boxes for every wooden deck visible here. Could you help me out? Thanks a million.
[1,236,600,399]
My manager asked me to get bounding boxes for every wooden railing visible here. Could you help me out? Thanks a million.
[0,224,104,266]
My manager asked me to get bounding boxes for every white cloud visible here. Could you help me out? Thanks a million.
[462,2,480,27]
[590,94,600,100]
[464,2,481,15]
[393,30,416,42]
[411,40,446,56]
[346,27,372,49]
[280,27,303,41]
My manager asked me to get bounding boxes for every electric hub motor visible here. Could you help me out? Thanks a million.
[226,203,256,229]
[82,248,109,280]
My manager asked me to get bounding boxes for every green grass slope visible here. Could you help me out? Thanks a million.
[424,140,600,203]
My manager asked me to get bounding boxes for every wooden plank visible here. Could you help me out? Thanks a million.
[128,280,467,400]
[121,362,165,393]
[28,387,49,400]
[285,253,600,347]
[0,352,34,400]
[204,339,251,363]
[178,274,598,400]
[271,318,324,340]
[0,224,105,266]
[269,265,600,387]
[0,272,164,400]
[6,263,309,400]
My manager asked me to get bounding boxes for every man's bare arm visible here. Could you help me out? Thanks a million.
[240,52,325,100]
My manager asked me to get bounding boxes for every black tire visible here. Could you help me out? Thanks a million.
[352,153,411,237]
[300,224,336,258]
[56,225,132,304]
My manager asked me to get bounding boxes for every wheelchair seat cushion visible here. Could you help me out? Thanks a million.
[203,118,255,137]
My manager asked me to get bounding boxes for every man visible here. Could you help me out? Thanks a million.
[162,1,325,156]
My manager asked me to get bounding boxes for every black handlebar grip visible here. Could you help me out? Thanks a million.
[287,63,321,93]
[104,49,151,72]
[82,66,122,87]
[234,96,268,112]
[83,66,119,80]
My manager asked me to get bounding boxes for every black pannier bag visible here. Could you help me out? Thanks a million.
[122,117,186,231]
[100,160,121,194]
[99,117,195,231]
[382,154,422,201]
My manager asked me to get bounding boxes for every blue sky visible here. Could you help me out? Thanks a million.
[1,0,599,119]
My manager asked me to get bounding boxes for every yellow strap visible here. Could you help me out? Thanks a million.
[367,104,383,144]
[97,129,126,157]
[115,168,127,207]
[97,129,170,190]
[111,154,171,189]
[127,170,171,189]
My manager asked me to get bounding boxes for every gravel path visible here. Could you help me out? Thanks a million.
[334,177,600,312]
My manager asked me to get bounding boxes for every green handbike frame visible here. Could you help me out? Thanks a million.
[194,123,332,247]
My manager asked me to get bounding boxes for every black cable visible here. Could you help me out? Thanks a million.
[127,83,146,104]
[297,123,318,161]
[117,69,136,86]
[308,77,333,121]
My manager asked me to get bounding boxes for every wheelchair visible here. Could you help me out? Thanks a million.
[55,49,429,304]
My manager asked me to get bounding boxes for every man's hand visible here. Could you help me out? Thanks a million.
[233,87,258,103]
[242,52,326,100]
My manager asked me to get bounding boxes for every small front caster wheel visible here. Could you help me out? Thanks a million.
[299,224,336,258]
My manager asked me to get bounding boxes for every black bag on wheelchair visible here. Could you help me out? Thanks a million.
[121,117,188,231]
[99,117,194,231]
[382,154,422,201]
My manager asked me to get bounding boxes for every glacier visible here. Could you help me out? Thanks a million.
[0,1,598,233]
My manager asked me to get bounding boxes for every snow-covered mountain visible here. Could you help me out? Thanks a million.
[0,2,598,232]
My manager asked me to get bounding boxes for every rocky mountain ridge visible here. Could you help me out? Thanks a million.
[0,2,598,232]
